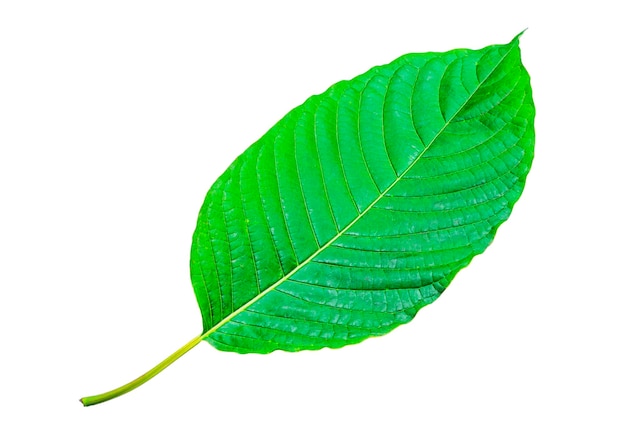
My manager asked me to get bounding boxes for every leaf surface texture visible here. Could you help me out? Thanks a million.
[190,35,534,354]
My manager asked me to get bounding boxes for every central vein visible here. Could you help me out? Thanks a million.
[199,42,515,342]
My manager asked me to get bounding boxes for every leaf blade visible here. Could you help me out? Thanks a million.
[190,34,534,353]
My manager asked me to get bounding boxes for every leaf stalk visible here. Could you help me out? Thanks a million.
[80,333,204,406]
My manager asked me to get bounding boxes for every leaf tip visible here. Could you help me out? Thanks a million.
[512,28,528,43]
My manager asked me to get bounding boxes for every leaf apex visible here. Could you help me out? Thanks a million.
[512,28,528,43]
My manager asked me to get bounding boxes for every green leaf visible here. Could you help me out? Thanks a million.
[190,33,534,353]
[81,33,534,405]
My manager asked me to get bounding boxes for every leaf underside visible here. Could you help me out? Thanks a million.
[190,35,534,354]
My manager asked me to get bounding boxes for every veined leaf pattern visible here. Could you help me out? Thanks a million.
[81,34,534,406]
[190,34,534,353]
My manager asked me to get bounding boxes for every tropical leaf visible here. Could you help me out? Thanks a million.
[81,33,534,405]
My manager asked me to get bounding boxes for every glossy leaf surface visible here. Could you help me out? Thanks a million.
[81,35,534,406]
[190,34,534,354]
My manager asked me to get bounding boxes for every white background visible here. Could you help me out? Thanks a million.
[1,1,625,437]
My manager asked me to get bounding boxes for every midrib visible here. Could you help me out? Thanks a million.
[200,42,516,342]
